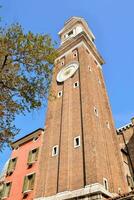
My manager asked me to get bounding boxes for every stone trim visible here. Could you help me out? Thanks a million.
[34,183,116,200]
[55,41,102,69]
[11,129,44,149]
[117,123,133,133]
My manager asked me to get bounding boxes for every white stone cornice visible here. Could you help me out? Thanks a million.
[54,41,102,69]
[34,183,116,200]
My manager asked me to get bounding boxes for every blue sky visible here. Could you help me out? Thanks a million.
[0,0,134,171]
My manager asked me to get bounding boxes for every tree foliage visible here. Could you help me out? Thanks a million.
[0,24,57,150]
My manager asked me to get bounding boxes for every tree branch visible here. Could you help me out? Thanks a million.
[1,55,8,70]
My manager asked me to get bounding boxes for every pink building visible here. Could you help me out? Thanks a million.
[0,128,44,200]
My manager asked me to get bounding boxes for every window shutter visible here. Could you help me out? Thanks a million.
[7,160,12,174]
[7,158,17,174]
[29,173,36,190]
[1,184,6,198]
[28,151,32,164]
[7,183,11,197]
[2,183,11,198]
[35,148,39,161]
[22,176,28,192]
[12,158,17,170]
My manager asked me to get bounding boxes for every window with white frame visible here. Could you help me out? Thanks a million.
[58,91,63,98]
[98,78,101,85]
[88,65,92,72]
[61,61,64,66]
[106,121,110,129]
[103,178,108,191]
[73,50,77,57]
[73,81,79,88]
[52,145,58,157]
[61,58,65,66]
[74,136,80,148]
[94,107,98,117]
[118,188,121,194]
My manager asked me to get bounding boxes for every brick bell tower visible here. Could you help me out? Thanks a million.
[34,17,128,200]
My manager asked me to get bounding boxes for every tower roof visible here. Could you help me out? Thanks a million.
[58,16,95,41]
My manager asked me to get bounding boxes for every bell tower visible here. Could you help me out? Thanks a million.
[34,17,128,200]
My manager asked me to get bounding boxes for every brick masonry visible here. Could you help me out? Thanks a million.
[34,17,129,199]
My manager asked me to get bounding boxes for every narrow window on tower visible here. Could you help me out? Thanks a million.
[58,91,63,98]
[74,136,80,148]
[68,30,73,37]
[118,187,121,194]
[94,107,99,117]
[88,65,92,72]
[61,61,64,66]
[103,178,109,191]
[98,78,101,85]
[72,49,78,58]
[60,57,65,66]
[2,182,12,198]
[73,81,79,88]
[106,121,110,129]
[52,145,58,157]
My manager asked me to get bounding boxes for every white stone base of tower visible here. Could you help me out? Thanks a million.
[34,183,116,200]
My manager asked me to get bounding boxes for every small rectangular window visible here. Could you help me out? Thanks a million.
[58,91,62,98]
[94,107,98,117]
[22,173,36,193]
[7,158,17,175]
[2,182,12,198]
[52,145,58,157]
[88,65,92,72]
[103,178,108,191]
[73,81,79,88]
[27,148,39,165]
[98,79,101,85]
[74,136,80,148]
[61,61,64,66]
[73,50,77,57]
[106,121,110,129]
[60,57,65,66]
[68,30,73,36]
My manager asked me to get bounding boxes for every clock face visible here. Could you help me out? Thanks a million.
[57,62,79,82]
